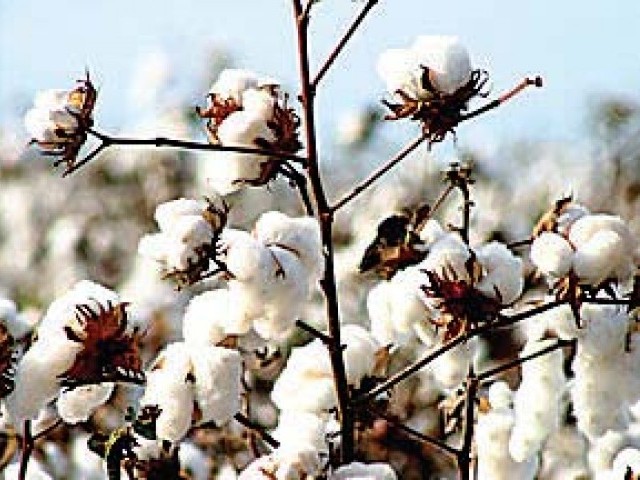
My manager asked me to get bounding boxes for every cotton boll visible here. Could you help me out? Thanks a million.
[154,198,205,232]
[509,340,565,462]
[411,36,472,94]
[541,302,577,340]
[272,411,327,451]
[476,408,538,480]
[241,88,276,118]
[0,298,31,339]
[6,336,81,425]
[190,345,242,426]
[225,231,272,282]
[209,69,262,102]
[57,383,114,424]
[330,461,398,479]
[611,448,640,475]
[555,203,589,234]
[576,304,627,358]
[573,230,627,285]
[217,108,274,147]
[253,211,323,278]
[488,381,513,410]
[183,289,247,346]
[420,233,471,281]
[418,218,445,247]
[475,242,524,305]
[341,324,380,387]
[376,48,424,100]
[272,339,335,413]
[530,232,574,278]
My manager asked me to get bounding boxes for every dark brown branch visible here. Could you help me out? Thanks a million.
[459,76,543,123]
[331,133,428,212]
[582,298,633,306]
[279,163,316,216]
[33,418,63,441]
[370,408,460,457]
[311,0,379,89]
[234,413,280,449]
[506,237,533,250]
[457,370,478,480]
[18,420,33,480]
[292,0,354,463]
[477,338,575,383]
[354,299,566,405]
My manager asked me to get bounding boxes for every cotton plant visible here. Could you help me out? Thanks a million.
[10,1,640,479]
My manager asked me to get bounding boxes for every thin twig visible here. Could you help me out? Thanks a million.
[477,338,575,383]
[354,299,566,405]
[280,163,316,216]
[582,298,633,306]
[292,0,355,463]
[459,76,543,123]
[295,319,333,345]
[331,133,428,212]
[33,418,63,441]
[311,0,379,88]
[370,407,460,457]
[234,413,280,449]
[506,237,533,250]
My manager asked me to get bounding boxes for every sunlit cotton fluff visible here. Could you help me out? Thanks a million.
[272,325,379,413]
[530,212,636,286]
[57,383,114,424]
[223,213,322,340]
[238,443,322,480]
[377,36,471,100]
[367,266,436,347]
[329,461,398,479]
[476,398,539,480]
[271,411,328,452]
[139,342,242,442]
[509,339,566,462]
[475,242,524,305]
[138,196,225,272]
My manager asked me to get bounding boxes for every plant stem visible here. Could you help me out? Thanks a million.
[292,0,354,463]
[18,420,33,480]
[331,133,428,212]
[234,413,280,449]
[457,370,478,480]
[311,0,379,89]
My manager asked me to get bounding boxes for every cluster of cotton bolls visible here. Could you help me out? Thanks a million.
[4,280,142,428]
[530,202,637,287]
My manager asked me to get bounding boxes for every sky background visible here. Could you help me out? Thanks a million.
[1,0,640,151]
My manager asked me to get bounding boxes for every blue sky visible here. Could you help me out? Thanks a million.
[2,0,640,148]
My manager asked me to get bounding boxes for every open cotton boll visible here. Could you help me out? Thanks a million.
[154,198,205,232]
[476,407,538,480]
[367,270,433,347]
[556,203,590,234]
[575,304,627,357]
[241,88,276,118]
[530,232,574,279]
[57,383,114,424]
[509,340,565,462]
[330,461,398,479]
[6,336,81,425]
[475,242,524,305]
[411,36,472,95]
[341,324,380,387]
[253,211,323,277]
[217,108,275,147]
[419,218,445,247]
[428,338,477,389]
[190,345,242,426]
[182,289,248,346]
[209,68,274,102]
[573,230,627,285]
[376,48,424,100]
[420,233,471,281]
[225,230,273,282]
[272,339,335,413]
[140,367,195,442]
[488,381,513,410]
[272,411,327,451]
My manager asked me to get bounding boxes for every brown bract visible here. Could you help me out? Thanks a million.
[59,301,144,389]
[382,68,489,145]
